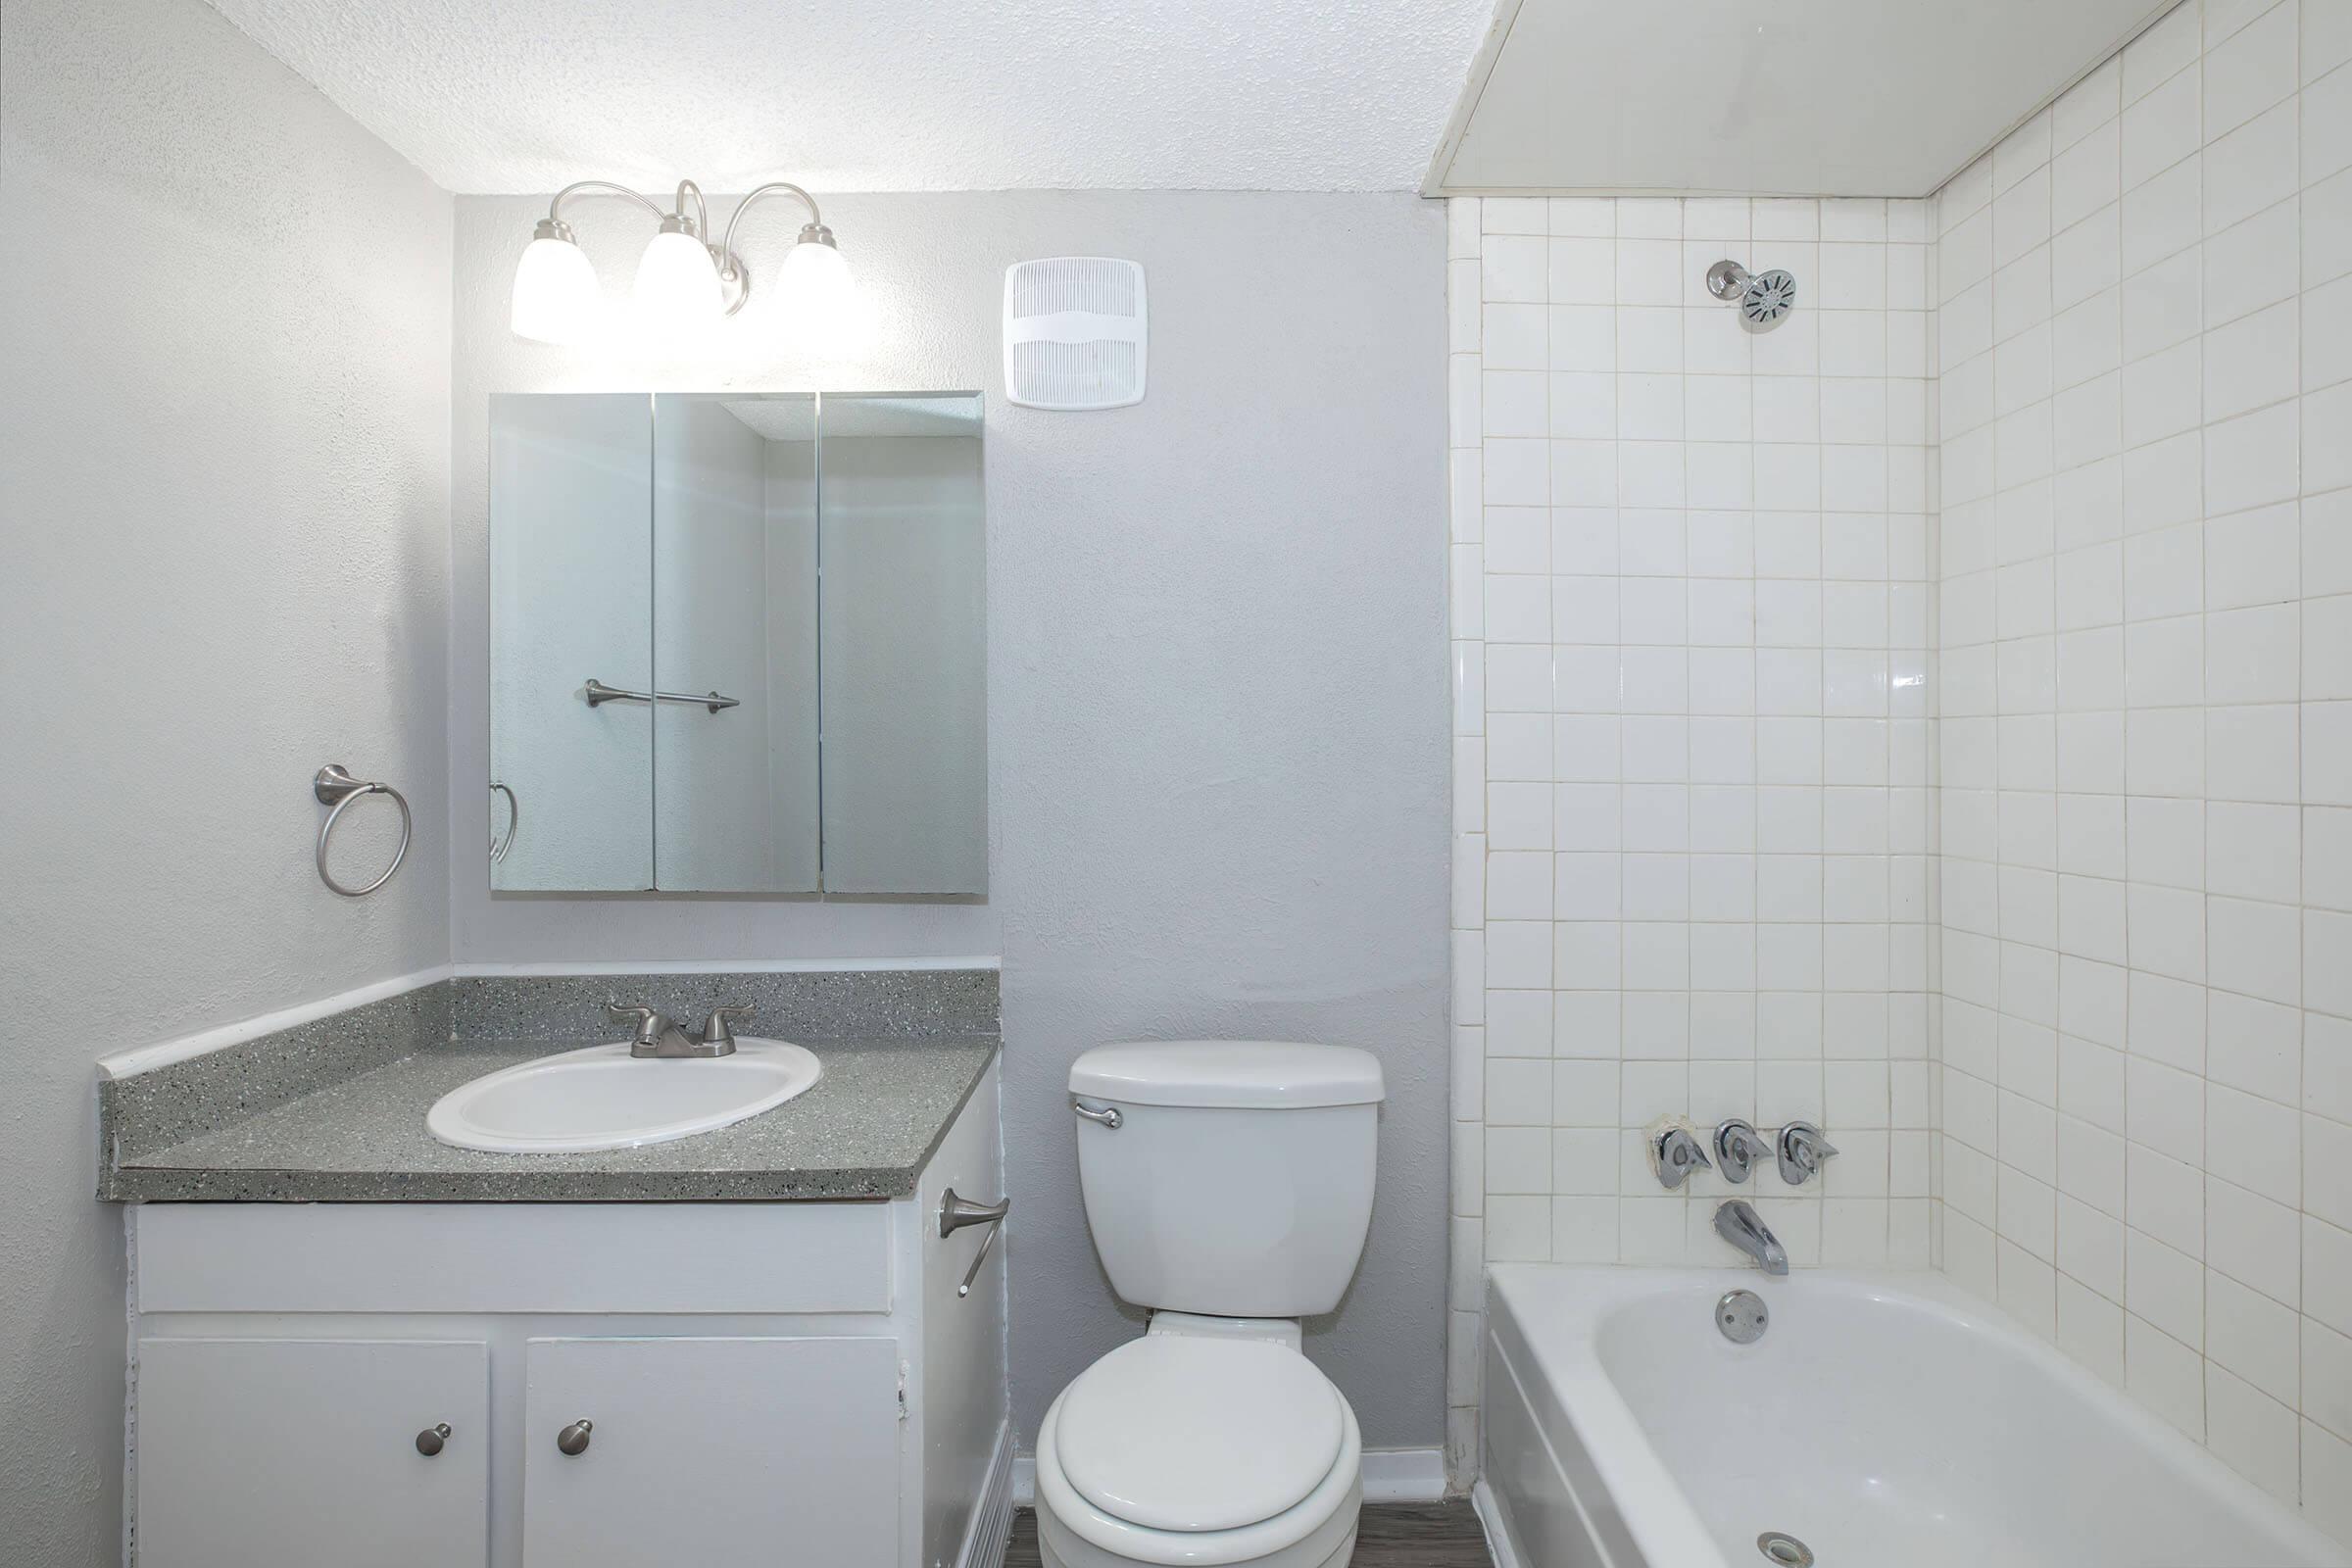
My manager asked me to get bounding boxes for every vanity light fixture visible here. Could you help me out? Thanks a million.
[509,177,855,346]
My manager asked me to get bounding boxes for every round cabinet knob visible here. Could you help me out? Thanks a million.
[557,1419,594,1456]
[415,1422,452,1457]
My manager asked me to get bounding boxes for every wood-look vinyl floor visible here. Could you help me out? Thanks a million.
[1003,1500,1493,1567]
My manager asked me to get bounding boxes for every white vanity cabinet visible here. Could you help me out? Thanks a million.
[125,1061,1008,1568]
[133,1337,490,1568]
[518,1335,901,1568]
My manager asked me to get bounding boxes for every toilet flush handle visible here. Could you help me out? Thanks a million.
[940,1188,1011,1300]
[1072,1099,1123,1130]
[940,1189,1009,1237]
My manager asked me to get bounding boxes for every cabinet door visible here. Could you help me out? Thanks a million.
[522,1336,900,1568]
[135,1338,487,1568]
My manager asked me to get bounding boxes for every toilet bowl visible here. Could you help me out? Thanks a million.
[1032,1319,1361,1568]
[1051,1042,1387,1568]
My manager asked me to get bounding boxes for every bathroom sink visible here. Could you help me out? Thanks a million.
[426,1040,822,1153]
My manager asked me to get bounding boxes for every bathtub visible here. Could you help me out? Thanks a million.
[1478,1264,2348,1568]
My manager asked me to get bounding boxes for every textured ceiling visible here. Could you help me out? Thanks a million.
[202,0,1497,193]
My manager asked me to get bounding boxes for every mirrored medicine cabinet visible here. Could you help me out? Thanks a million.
[488,391,986,896]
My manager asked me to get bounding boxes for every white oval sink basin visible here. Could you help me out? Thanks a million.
[426,1039,822,1153]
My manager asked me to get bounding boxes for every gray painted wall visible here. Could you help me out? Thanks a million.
[450,191,1452,1445]
[0,0,453,1558]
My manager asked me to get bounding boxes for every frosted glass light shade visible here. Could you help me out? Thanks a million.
[777,236,860,351]
[632,229,722,334]
[510,233,601,344]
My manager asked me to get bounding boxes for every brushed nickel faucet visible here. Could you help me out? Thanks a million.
[605,1001,753,1058]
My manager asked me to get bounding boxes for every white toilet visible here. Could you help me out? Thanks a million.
[1037,1040,1386,1568]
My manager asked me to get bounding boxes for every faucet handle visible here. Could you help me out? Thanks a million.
[698,1004,755,1050]
[605,1001,678,1048]
[1654,1127,1714,1190]
[606,1001,655,1039]
[1777,1121,1838,1185]
[1714,1118,1772,1184]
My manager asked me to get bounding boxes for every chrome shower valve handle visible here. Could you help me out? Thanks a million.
[1714,1119,1773,1184]
[1777,1121,1838,1185]
[1654,1127,1714,1190]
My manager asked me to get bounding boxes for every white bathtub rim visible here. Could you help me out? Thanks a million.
[1485,1263,2349,1568]
[1486,1265,1731,1568]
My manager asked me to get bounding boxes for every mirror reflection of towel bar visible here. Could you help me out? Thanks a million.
[489,782,519,863]
[581,677,740,713]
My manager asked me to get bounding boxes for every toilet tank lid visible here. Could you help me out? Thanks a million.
[1069,1041,1385,1108]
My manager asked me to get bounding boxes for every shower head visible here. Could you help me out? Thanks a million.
[1706,259,1796,331]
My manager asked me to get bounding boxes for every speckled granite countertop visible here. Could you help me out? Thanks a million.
[104,1035,998,1203]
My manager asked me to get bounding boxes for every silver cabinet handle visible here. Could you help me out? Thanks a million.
[415,1422,451,1457]
[557,1419,593,1456]
[1072,1100,1123,1130]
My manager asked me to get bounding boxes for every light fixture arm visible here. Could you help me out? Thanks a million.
[712,183,834,316]
[545,178,668,228]
[719,182,824,267]
[673,179,710,239]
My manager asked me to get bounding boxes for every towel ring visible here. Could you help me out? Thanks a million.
[315,763,411,898]
[489,781,519,864]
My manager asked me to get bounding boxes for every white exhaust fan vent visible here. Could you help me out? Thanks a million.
[1003,257,1147,411]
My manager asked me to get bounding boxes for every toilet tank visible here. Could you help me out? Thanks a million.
[1068,1041,1384,1318]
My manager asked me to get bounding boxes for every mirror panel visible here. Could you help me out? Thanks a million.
[817,395,988,895]
[489,393,653,891]
[487,391,985,896]
[651,395,820,892]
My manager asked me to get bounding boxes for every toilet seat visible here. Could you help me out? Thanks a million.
[1056,1336,1345,1531]
[1034,1338,1363,1568]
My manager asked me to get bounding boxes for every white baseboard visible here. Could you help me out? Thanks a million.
[1471,1479,1523,1568]
[957,1419,1017,1568]
[1359,1446,1449,1501]
[1011,1445,1446,1512]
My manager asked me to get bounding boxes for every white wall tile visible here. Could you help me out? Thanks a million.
[1449,32,2345,1509]
[1483,235,1548,304]
[2205,2,2300,137]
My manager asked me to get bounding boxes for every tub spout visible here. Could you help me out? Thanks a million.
[1715,1200,1788,1275]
